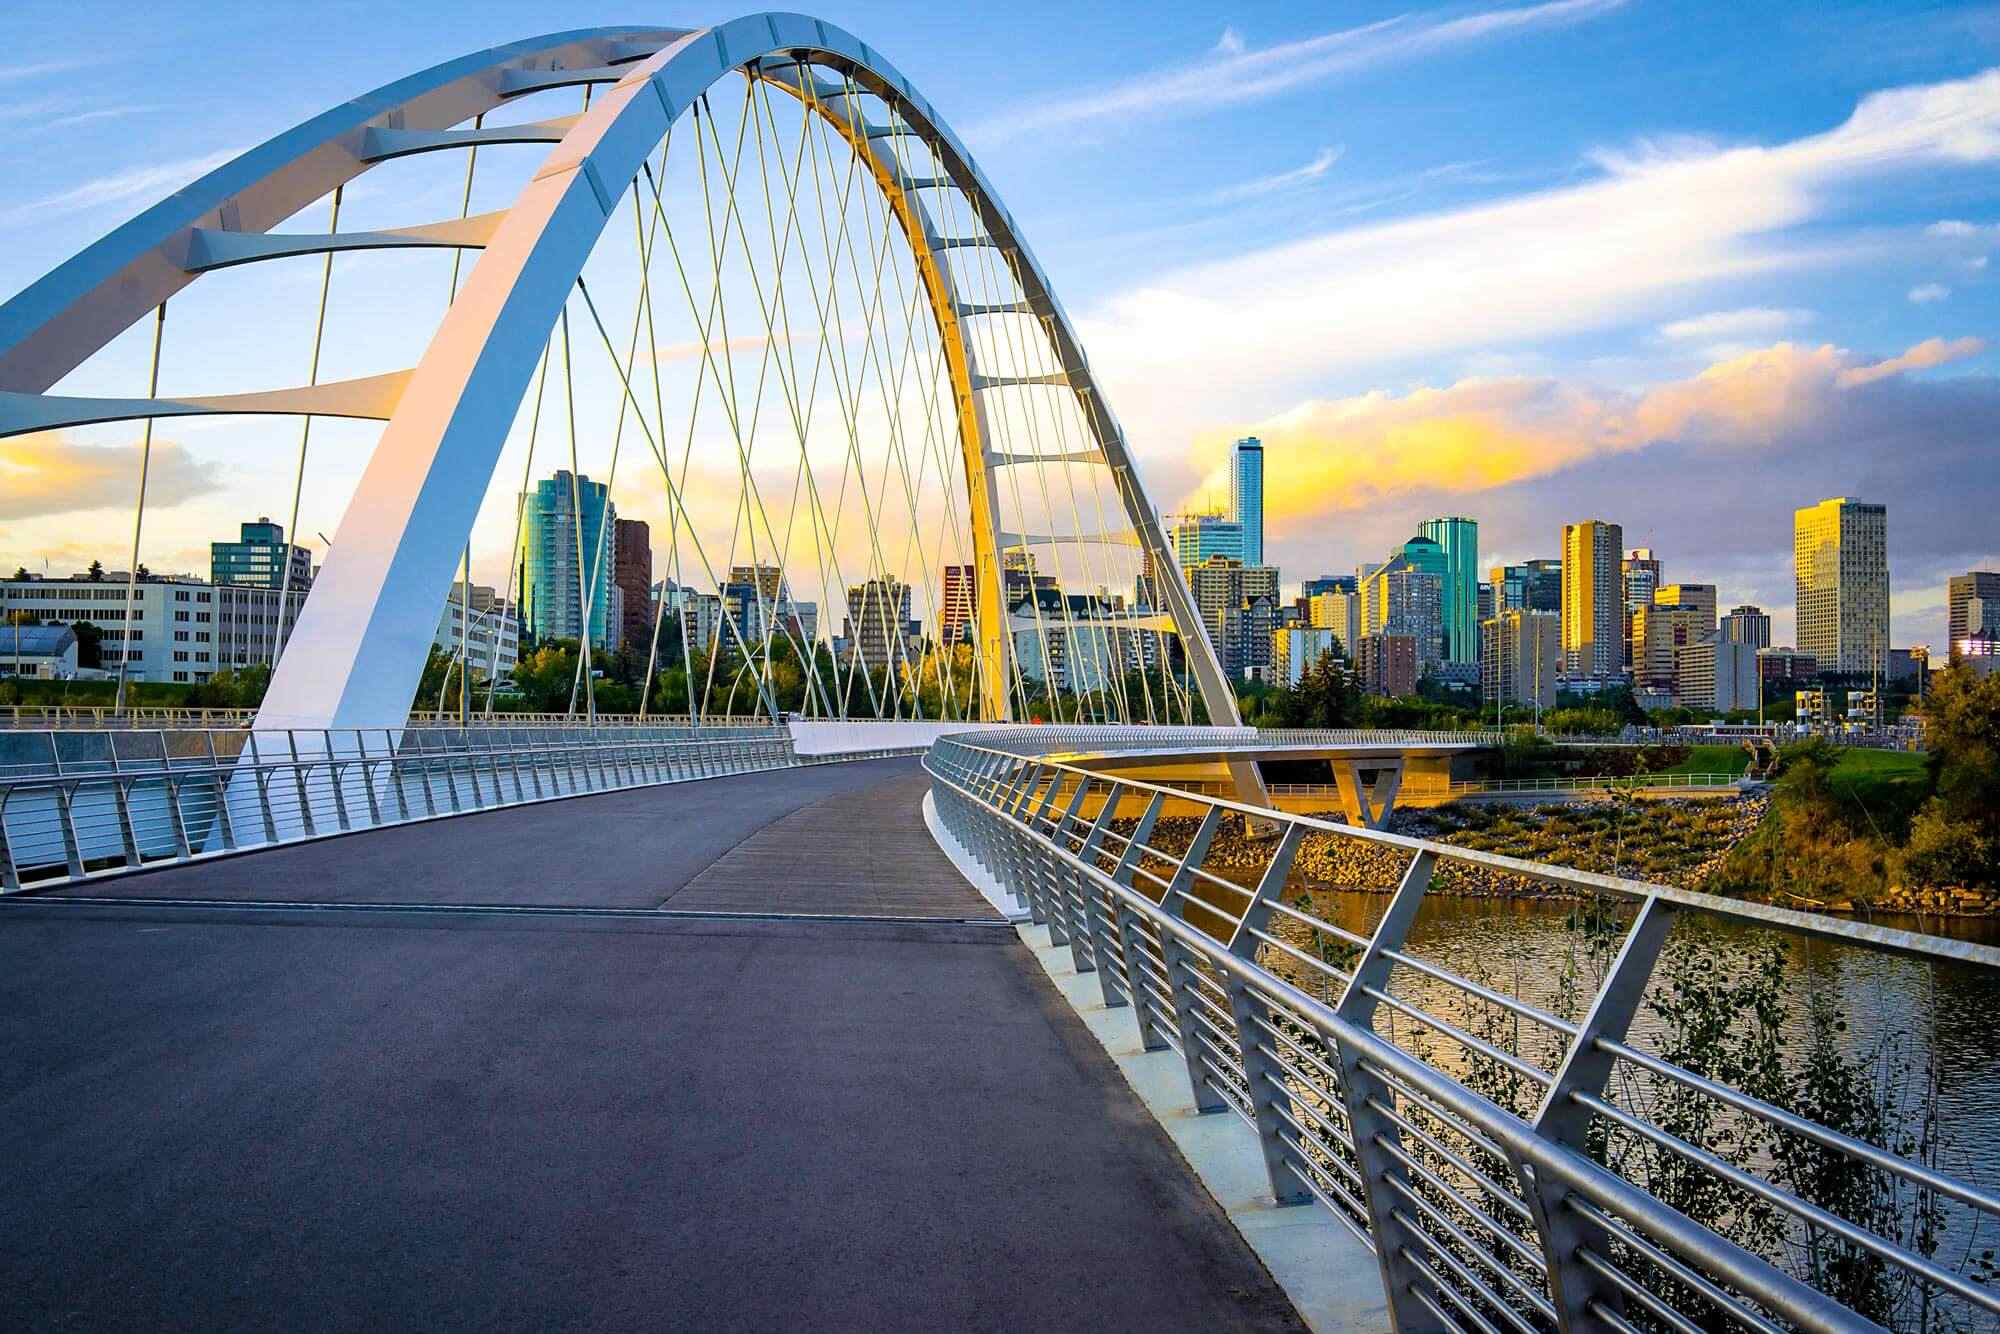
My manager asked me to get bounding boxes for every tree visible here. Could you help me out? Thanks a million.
[1901,663,2000,889]
[69,620,103,669]
[87,560,104,582]
[11,567,25,581]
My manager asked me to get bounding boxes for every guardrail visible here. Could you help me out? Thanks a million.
[0,725,915,893]
[924,731,2000,1334]
[0,705,785,730]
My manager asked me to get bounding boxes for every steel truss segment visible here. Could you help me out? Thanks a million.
[182,210,510,273]
[359,116,583,162]
[0,370,412,438]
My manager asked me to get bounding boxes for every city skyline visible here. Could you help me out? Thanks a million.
[0,1,1995,655]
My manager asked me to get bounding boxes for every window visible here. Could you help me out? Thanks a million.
[195,632,210,643]
[173,671,188,682]
[195,612,211,623]
[173,650,189,662]
[174,591,189,602]
[174,610,189,622]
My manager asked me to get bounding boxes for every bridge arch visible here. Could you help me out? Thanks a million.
[0,14,1237,732]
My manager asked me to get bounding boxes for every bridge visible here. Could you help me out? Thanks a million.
[4,15,1999,1334]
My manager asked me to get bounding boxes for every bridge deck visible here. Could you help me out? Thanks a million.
[0,759,1301,1331]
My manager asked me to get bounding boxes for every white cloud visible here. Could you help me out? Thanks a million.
[0,59,88,84]
[1077,68,2000,445]
[1908,282,1951,303]
[0,147,240,228]
[1658,307,1813,341]
[969,0,1627,143]
[1208,146,1344,204]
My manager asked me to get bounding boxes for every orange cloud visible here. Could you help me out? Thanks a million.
[1186,337,1990,529]
[0,431,223,520]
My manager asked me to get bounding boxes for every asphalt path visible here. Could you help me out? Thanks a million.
[0,759,1302,1331]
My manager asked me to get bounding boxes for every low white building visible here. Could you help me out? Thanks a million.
[0,624,79,678]
[2,572,305,684]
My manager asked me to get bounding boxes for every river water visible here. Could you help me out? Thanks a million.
[1253,884,2000,1326]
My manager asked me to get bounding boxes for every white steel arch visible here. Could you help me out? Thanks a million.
[0,13,1240,734]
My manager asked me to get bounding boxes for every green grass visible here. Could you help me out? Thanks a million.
[1826,747,1930,809]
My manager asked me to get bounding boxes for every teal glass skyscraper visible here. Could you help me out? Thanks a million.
[1230,437,1264,567]
[1418,516,1479,666]
[520,470,616,648]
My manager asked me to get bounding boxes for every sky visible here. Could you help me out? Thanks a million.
[1,0,1997,650]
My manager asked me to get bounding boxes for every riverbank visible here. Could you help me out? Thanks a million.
[1133,785,2000,931]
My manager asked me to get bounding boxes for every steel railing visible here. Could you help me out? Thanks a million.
[0,725,918,892]
[924,730,2000,1334]
[0,705,785,730]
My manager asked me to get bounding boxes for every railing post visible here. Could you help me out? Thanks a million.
[204,733,236,852]
[163,778,194,861]
[1054,776,1097,972]
[288,733,315,838]
[55,782,87,880]
[1078,781,1130,1007]
[1225,823,1312,1206]
[1108,787,1171,1048]
[1331,848,1446,1334]
[1162,806,1227,1114]
[111,777,143,869]
[327,760,353,832]
[1516,894,1679,1334]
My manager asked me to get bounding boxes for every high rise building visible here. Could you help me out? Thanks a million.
[1301,574,1356,598]
[211,517,313,591]
[434,584,520,679]
[1271,625,1341,686]
[519,471,616,648]
[1794,498,1888,678]
[1654,583,1717,634]
[1355,633,1417,698]
[1621,548,1661,670]
[1307,590,1359,658]
[1230,438,1265,567]
[1481,610,1559,711]
[1948,572,2000,655]
[1491,560,1562,614]
[1184,556,1278,678]
[844,576,913,671]
[1418,516,1479,667]
[1721,605,1772,648]
[1634,601,1710,694]
[1173,513,1244,568]
[1168,512,1243,567]
[941,564,976,646]
[1560,520,1623,680]
[1676,635,1759,713]
[614,519,653,655]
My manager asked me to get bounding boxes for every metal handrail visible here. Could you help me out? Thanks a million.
[925,729,2000,1334]
[0,728,925,892]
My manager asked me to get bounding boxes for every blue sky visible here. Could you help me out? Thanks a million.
[2,0,1997,649]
